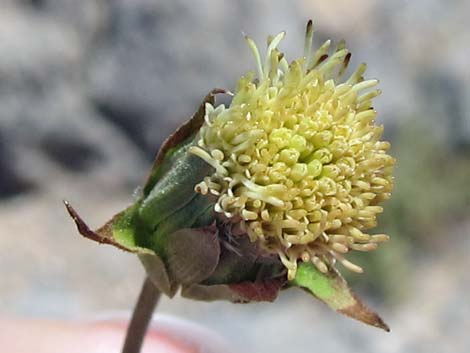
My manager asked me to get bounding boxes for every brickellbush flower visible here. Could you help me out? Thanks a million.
[66,21,393,331]
[190,21,395,280]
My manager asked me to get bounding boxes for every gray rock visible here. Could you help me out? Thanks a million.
[0,3,146,195]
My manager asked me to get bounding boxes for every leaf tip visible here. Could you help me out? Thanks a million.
[337,296,390,332]
[63,200,131,252]
[63,200,93,238]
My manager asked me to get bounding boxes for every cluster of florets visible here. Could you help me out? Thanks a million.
[190,22,395,280]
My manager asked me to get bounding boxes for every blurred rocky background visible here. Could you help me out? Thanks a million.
[0,0,469,352]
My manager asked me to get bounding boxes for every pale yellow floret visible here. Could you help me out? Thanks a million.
[191,21,395,280]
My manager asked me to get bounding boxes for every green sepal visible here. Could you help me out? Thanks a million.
[138,154,213,232]
[137,89,226,238]
[64,201,152,255]
[142,88,227,195]
[110,203,151,252]
[149,194,214,254]
[290,262,390,331]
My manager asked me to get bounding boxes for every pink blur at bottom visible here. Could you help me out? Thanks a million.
[0,316,230,353]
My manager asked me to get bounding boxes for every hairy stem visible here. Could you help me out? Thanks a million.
[122,276,161,353]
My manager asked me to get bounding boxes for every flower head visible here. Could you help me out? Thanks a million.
[65,21,394,331]
[190,21,395,280]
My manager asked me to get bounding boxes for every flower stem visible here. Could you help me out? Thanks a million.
[122,276,161,353]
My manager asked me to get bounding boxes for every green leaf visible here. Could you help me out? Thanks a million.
[291,262,390,331]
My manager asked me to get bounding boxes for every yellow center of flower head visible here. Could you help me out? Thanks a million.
[190,21,395,280]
